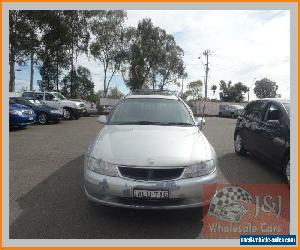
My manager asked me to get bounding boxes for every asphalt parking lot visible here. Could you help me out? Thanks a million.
[9,117,285,239]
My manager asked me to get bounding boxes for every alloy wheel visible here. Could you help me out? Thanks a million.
[38,113,47,124]
[63,108,71,119]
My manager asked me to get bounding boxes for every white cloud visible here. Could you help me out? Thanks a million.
[68,9,290,99]
[124,9,290,99]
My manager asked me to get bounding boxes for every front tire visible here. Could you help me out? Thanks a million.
[234,132,247,156]
[63,108,72,120]
[38,112,48,125]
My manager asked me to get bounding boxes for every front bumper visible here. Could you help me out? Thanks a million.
[10,115,36,126]
[84,168,217,209]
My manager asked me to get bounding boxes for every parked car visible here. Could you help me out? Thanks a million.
[219,104,244,118]
[84,90,217,209]
[10,97,64,124]
[102,105,113,114]
[84,101,98,115]
[9,100,36,128]
[70,99,98,116]
[22,91,82,120]
[234,98,290,184]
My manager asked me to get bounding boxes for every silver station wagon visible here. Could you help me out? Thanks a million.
[84,90,218,209]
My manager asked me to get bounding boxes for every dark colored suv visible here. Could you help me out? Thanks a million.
[234,98,290,183]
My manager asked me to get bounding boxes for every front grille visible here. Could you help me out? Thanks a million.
[79,104,85,107]
[118,167,184,181]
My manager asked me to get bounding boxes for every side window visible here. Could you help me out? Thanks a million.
[35,93,44,100]
[265,104,283,123]
[243,103,254,118]
[45,93,54,101]
[243,101,266,121]
[250,101,267,122]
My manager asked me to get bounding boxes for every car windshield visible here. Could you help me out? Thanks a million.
[283,103,290,116]
[109,98,194,126]
[53,93,67,100]
[28,99,43,105]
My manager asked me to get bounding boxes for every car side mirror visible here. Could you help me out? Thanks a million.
[97,115,107,124]
[195,117,206,128]
[267,119,280,127]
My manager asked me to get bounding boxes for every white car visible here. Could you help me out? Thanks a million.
[84,90,218,209]
[22,91,82,120]
[70,99,98,116]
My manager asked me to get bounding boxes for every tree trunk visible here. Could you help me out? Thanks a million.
[9,12,16,92]
[70,46,74,97]
[103,64,107,97]
[9,54,15,92]
[56,49,59,91]
[29,48,34,91]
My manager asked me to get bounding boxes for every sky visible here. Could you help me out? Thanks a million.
[15,9,290,100]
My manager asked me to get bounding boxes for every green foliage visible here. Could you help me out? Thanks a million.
[254,78,278,98]
[9,11,40,91]
[211,84,217,95]
[90,10,127,96]
[219,80,248,102]
[122,18,186,91]
[107,87,124,99]
[184,80,203,100]
[61,66,94,98]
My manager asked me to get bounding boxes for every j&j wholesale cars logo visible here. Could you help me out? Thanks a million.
[201,184,290,238]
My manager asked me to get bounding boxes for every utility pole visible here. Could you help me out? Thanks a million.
[202,50,211,100]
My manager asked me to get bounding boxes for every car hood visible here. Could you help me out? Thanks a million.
[9,103,31,111]
[88,125,213,167]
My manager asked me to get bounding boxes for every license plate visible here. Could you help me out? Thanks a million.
[29,117,33,120]
[133,189,169,199]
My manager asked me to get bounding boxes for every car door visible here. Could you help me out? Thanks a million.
[258,102,289,165]
[43,93,59,108]
[243,101,268,153]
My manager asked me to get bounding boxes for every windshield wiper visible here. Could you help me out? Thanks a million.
[110,121,194,126]
[161,122,194,126]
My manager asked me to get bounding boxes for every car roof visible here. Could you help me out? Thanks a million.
[125,90,179,100]
[261,98,290,103]
[125,94,178,100]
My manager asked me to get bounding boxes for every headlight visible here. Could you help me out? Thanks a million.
[10,110,22,115]
[182,160,216,178]
[85,156,119,177]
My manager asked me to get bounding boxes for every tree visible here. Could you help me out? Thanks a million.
[61,66,94,98]
[211,84,217,95]
[219,80,248,102]
[9,11,36,92]
[122,18,185,91]
[185,80,203,100]
[107,86,124,99]
[63,10,90,97]
[37,11,72,91]
[38,52,57,91]
[155,35,185,90]
[90,10,127,97]
[254,78,279,98]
